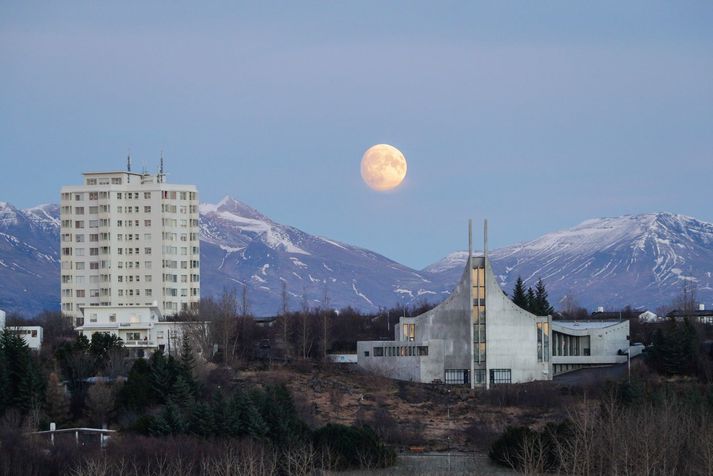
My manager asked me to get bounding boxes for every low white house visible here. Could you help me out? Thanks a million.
[638,310,661,323]
[75,305,208,358]
[0,309,44,351]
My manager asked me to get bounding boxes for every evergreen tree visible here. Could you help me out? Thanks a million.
[149,413,172,436]
[169,376,194,410]
[0,340,8,415]
[118,358,154,411]
[179,334,195,377]
[533,279,554,316]
[1,330,45,414]
[526,287,536,314]
[511,277,528,310]
[231,390,268,438]
[189,401,215,437]
[647,318,699,376]
[161,402,186,434]
[149,351,176,403]
[257,384,309,445]
[210,392,231,437]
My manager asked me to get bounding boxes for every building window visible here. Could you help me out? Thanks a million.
[364,351,370,357]
[403,323,415,341]
[373,347,383,357]
[474,369,486,384]
[490,369,512,385]
[417,346,429,356]
[445,369,469,385]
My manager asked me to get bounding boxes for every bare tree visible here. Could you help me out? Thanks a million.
[673,280,698,317]
[232,284,251,361]
[301,284,310,360]
[85,380,115,427]
[219,287,237,365]
[281,279,289,362]
[45,371,70,425]
[322,281,330,361]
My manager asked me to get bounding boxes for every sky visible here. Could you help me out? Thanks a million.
[1,2,712,269]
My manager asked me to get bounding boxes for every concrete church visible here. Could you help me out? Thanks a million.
[357,222,631,389]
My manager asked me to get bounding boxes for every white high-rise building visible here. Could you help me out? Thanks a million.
[60,161,200,323]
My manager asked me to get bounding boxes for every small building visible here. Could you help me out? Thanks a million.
[638,310,661,323]
[0,309,44,351]
[75,305,207,358]
[667,304,713,324]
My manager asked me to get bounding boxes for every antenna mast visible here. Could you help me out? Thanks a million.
[158,151,165,183]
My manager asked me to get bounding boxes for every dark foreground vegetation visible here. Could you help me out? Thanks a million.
[0,301,404,476]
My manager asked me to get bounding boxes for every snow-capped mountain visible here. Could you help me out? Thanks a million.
[425,213,713,311]
[0,202,60,316]
[198,196,448,314]
[1,199,711,316]
[0,197,449,316]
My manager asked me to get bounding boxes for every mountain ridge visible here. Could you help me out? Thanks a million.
[1,199,711,316]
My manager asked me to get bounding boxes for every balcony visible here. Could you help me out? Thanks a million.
[123,340,156,347]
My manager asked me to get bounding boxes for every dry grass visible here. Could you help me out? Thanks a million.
[238,363,574,452]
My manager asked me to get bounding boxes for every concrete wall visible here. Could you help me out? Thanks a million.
[551,320,630,368]
[482,258,552,384]
[82,305,161,325]
[401,265,471,370]
[357,340,445,383]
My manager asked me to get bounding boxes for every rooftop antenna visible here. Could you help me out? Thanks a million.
[127,152,132,172]
[483,218,488,262]
[468,218,473,266]
[158,150,165,183]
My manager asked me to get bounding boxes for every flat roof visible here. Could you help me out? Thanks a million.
[553,320,625,331]
[82,171,144,176]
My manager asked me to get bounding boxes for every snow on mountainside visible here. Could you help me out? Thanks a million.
[1,199,712,316]
[0,202,60,315]
[424,213,713,311]
[198,196,447,314]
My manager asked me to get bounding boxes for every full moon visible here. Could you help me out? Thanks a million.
[360,144,407,191]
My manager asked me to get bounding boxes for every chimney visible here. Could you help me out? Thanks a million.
[700,304,705,311]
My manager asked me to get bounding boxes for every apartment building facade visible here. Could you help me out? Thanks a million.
[60,167,200,322]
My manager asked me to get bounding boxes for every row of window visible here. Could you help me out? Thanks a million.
[84,178,124,186]
[368,345,429,357]
[62,272,199,284]
[63,219,198,229]
[64,286,198,299]
[61,205,198,216]
[63,190,197,201]
[61,232,198,243]
[63,300,199,313]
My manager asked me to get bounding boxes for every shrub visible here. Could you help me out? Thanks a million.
[312,423,395,470]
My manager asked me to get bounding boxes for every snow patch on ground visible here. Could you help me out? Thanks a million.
[394,288,414,298]
[289,257,308,268]
[352,281,374,306]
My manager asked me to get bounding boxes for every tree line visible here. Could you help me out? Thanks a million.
[511,276,555,316]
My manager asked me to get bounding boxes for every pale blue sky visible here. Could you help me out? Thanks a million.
[1,2,712,269]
